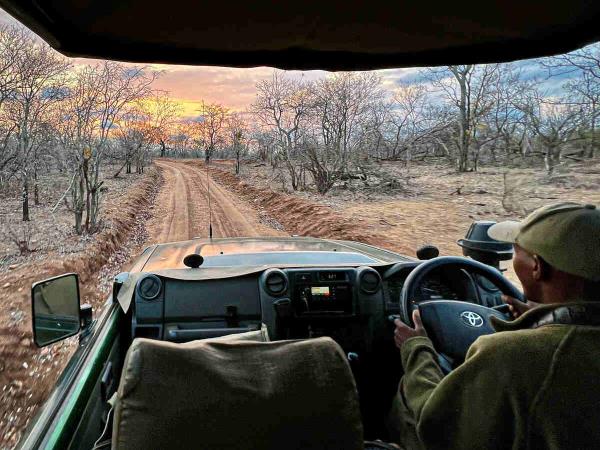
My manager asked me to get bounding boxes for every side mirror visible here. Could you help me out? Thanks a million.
[32,273,81,347]
[457,221,513,270]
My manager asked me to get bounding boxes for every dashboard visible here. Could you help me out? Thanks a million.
[129,262,502,354]
[132,266,385,352]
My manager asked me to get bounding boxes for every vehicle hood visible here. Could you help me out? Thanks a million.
[134,237,408,272]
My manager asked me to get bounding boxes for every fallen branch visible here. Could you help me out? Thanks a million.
[562,154,585,162]
[51,171,77,213]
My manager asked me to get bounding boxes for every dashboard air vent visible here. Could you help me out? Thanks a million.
[359,269,381,294]
[137,274,162,301]
[264,269,288,296]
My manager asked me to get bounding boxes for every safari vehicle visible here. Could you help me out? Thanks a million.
[3,0,599,449]
[24,232,522,449]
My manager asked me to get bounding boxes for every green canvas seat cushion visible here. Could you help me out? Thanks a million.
[112,335,363,449]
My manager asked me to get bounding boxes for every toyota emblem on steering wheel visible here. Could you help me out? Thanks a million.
[460,311,484,327]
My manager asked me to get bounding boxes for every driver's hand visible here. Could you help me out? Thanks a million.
[394,310,427,350]
[503,295,539,319]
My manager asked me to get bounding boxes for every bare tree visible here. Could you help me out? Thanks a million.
[312,72,384,171]
[0,26,27,175]
[197,101,228,162]
[425,64,500,171]
[543,43,600,159]
[3,33,70,221]
[382,83,453,174]
[483,64,531,162]
[226,112,247,174]
[112,91,178,176]
[58,62,156,233]
[517,90,583,173]
[542,43,600,81]
[0,26,27,107]
[299,139,346,194]
[563,73,600,159]
[251,71,312,190]
[169,121,198,158]
[114,105,151,176]
[151,91,181,158]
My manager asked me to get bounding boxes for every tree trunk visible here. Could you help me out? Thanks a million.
[90,188,98,231]
[33,167,39,206]
[73,173,85,235]
[545,145,555,174]
[83,159,90,232]
[114,160,127,178]
[75,209,82,234]
[22,176,30,222]
[286,160,299,191]
[588,110,596,159]
[471,143,480,172]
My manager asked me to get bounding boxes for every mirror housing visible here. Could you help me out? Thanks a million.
[31,273,81,347]
[457,221,513,270]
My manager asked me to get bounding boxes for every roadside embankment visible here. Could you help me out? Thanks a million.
[0,166,162,448]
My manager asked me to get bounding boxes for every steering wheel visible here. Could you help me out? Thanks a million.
[399,256,524,371]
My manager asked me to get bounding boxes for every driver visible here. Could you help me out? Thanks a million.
[388,202,600,449]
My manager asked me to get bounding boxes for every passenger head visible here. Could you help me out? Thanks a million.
[489,202,600,304]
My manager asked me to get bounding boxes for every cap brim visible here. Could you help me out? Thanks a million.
[487,221,521,243]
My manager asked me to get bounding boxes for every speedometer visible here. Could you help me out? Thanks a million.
[421,279,459,300]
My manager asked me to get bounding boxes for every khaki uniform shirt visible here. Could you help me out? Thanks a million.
[395,302,600,449]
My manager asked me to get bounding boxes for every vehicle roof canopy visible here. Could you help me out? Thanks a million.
[1,1,599,70]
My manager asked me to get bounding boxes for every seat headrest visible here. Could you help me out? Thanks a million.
[112,334,363,449]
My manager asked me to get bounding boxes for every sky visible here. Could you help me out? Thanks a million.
[0,8,590,118]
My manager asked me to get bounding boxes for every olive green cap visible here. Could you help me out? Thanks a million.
[488,202,600,282]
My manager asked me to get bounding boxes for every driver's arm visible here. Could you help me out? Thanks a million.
[398,335,515,449]
[397,332,542,450]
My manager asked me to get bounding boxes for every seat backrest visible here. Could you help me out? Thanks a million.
[112,333,363,450]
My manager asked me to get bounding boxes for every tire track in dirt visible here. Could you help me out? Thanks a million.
[152,160,284,241]
[151,161,191,242]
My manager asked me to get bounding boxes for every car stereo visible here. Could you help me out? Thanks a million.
[292,273,353,315]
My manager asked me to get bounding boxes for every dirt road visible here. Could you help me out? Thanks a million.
[148,160,284,243]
